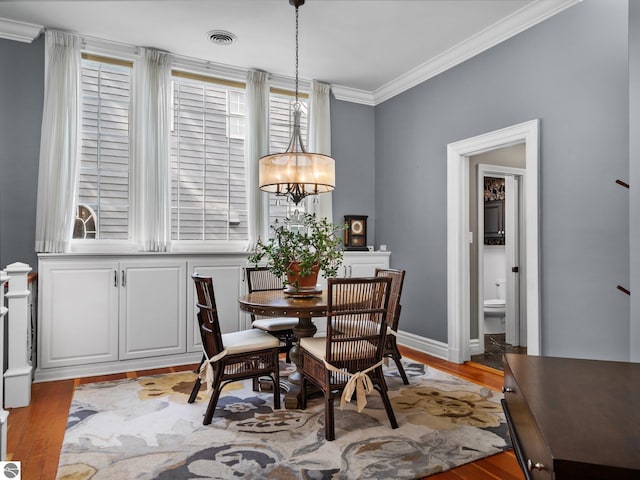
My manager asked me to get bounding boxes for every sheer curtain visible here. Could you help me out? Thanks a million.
[34,30,82,253]
[308,80,333,222]
[244,70,269,250]
[130,48,172,252]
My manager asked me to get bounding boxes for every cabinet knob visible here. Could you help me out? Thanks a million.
[527,459,545,471]
[502,386,515,393]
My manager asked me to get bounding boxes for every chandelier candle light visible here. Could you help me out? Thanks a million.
[258,0,335,206]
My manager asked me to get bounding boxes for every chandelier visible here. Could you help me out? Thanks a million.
[258,0,335,206]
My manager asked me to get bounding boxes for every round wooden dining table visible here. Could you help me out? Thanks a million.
[238,289,327,408]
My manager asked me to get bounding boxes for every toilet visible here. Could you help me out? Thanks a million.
[483,278,506,334]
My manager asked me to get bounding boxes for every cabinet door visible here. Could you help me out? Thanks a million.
[119,260,186,360]
[187,261,244,352]
[39,259,119,368]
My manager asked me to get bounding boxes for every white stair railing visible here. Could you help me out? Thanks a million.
[1,269,10,460]
[4,262,33,408]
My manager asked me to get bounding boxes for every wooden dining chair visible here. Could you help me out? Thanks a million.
[299,277,398,441]
[245,266,298,363]
[189,274,281,424]
[375,268,409,384]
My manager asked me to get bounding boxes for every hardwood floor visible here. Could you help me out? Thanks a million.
[6,347,523,480]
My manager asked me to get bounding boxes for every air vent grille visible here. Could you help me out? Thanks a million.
[207,30,236,46]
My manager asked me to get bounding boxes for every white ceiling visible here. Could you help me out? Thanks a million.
[0,0,579,104]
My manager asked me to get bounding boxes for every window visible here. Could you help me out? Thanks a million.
[73,50,310,249]
[170,73,248,241]
[267,90,309,228]
[75,55,131,240]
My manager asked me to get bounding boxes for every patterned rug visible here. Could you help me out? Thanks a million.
[55,361,511,480]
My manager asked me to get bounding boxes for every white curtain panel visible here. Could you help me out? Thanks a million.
[244,70,269,250]
[34,31,82,253]
[307,80,333,222]
[131,48,172,252]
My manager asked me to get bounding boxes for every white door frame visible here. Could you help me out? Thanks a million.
[447,119,540,363]
[477,165,525,353]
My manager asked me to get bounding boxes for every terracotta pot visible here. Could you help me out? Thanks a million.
[286,261,319,290]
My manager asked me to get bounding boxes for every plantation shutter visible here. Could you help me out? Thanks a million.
[78,56,131,240]
[171,74,248,241]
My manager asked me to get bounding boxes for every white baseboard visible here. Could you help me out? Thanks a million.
[396,330,449,361]
[470,338,483,356]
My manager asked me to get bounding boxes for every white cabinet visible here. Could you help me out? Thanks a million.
[340,251,391,278]
[39,259,119,368]
[187,257,246,353]
[37,254,249,381]
[119,260,186,360]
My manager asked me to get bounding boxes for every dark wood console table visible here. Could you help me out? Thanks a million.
[238,289,327,409]
[502,353,640,479]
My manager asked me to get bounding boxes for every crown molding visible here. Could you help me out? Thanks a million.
[373,0,581,104]
[330,85,375,106]
[331,0,581,106]
[0,17,43,43]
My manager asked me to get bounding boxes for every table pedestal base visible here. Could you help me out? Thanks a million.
[282,316,316,408]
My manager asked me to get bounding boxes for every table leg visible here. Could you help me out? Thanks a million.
[283,316,316,409]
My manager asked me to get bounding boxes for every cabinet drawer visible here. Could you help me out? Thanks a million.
[503,362,553,480]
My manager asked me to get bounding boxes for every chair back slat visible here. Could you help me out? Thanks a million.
[326,277,392,373]
[246,267,286,321]
[375,268,405,331]
[192,274,225,358]
[246,266,285,292]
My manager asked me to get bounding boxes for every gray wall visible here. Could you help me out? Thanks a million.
[374,0,630,360]
[330,96,376,246]
[0,36,43,270]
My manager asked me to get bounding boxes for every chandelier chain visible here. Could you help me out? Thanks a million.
[295,4,299,105]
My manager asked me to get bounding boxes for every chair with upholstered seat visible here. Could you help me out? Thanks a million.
[375,268,408,384]
[300,276,398,441]
[245,266,298,363]
[189,274,281,424]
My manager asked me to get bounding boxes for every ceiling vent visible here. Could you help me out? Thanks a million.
[207,30,236,46]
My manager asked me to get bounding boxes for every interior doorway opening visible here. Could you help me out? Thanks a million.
[470,159,527,370]
[446,119,540,364]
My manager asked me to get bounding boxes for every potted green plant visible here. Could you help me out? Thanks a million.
[248,213,344,291]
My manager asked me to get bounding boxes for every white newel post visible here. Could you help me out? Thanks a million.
[0,270,10,460]
[4,262,33,408]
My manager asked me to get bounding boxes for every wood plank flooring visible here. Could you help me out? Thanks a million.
[6,348,523,480]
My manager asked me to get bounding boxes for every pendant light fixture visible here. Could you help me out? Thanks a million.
[258,0,335,206]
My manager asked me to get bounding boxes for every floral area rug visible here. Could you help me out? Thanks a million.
[56,361,511,480]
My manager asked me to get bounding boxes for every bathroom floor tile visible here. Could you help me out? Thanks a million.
[470,334,527,371]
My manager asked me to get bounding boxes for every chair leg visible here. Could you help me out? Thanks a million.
[324,391,335,441]
[299,375,308,409]
[188,377,202,404]
[189,353,208,404]
[203,371,224,425]
[388,338,409,385]
[285,335,292,363]
[376,369,399,430]
[272,373,281,410]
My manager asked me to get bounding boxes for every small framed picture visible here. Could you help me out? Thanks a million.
[344,215,369,251]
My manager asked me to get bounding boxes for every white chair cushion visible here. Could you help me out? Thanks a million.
[300,336,326,359]
[252,317,297,332]
[221,328,279,355]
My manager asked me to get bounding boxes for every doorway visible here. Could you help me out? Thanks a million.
[471,162,527,370]
[446,120,540,364]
